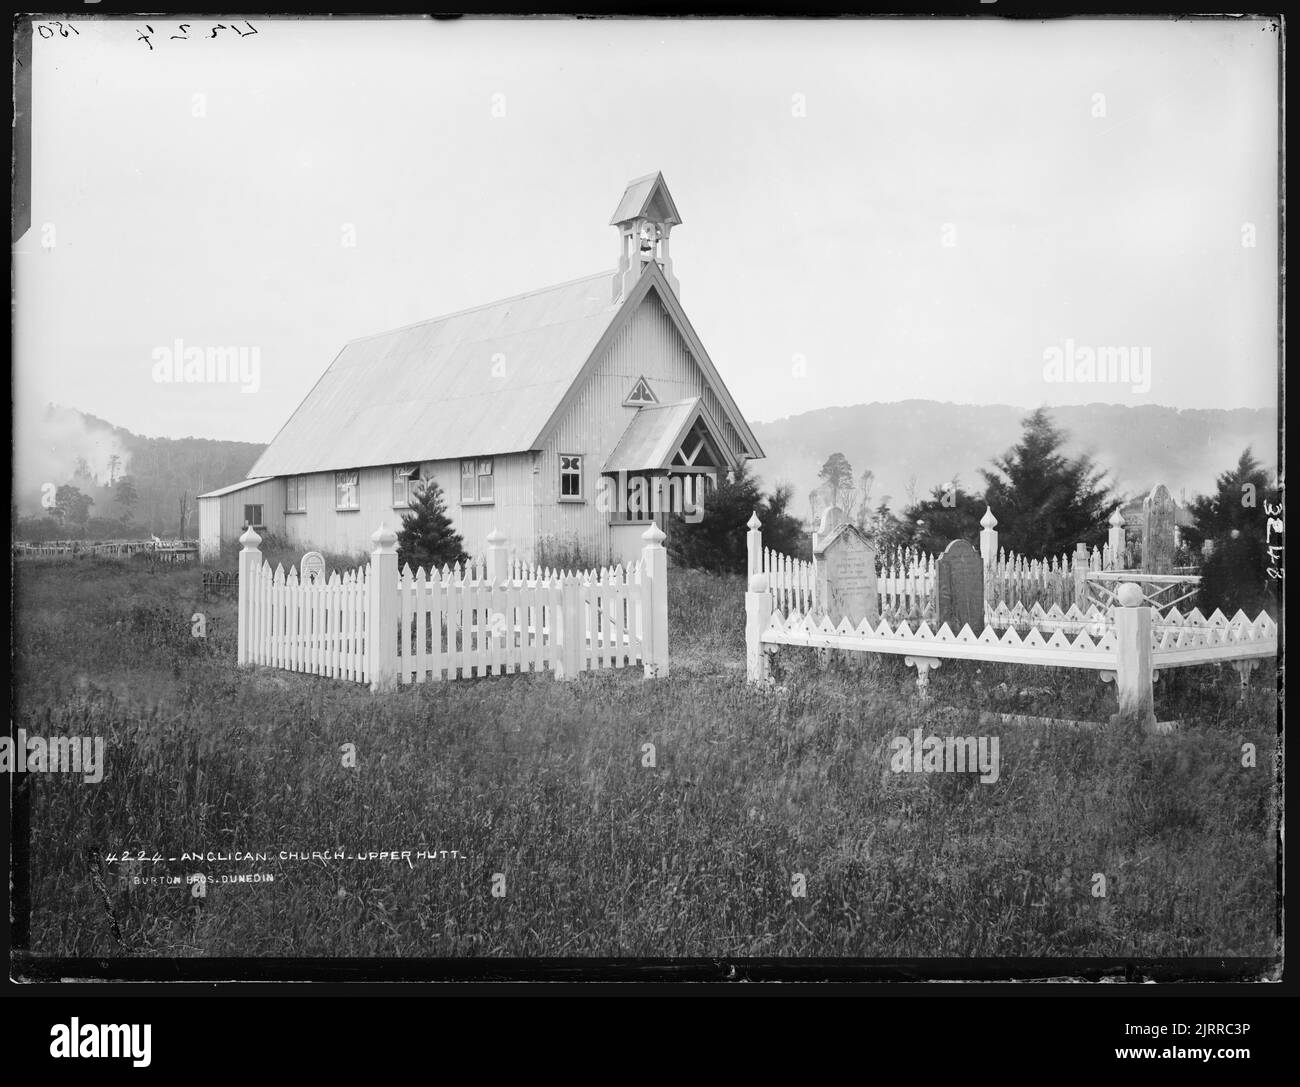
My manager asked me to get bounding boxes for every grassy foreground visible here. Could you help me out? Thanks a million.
[12,559,1279,958]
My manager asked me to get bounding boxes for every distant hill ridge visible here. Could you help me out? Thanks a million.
[14,404,265,533]
[16,400,1277,533]
[749,401,1278,515]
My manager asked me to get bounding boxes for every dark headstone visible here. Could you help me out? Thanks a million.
[936,539,984,633]
[1141,484,1176,575]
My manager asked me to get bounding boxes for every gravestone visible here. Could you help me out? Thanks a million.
[1141,484,1176,575]
[935,539,984,633]
[301,551,326,584]
[813,506,878,627]
[811,504,847,551]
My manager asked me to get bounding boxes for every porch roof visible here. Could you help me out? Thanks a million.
[603,398,738,473]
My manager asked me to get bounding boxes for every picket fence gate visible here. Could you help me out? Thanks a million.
[237,524,670,690]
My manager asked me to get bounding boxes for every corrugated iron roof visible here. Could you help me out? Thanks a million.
[609,172,682,226]
[198,476,275,498]
[249,272,623,477]
[603,400,701,473]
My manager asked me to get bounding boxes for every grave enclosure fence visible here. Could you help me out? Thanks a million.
[747,487,1203,627]
[236,523,670,690]
[742,489,1275,729]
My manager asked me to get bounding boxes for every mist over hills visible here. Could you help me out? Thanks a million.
[749,401,1279,518]
[13,404,264,535]
[13,400,1277,536]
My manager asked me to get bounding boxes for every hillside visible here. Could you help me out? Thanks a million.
[14,400,1278,538]
[750,401,1279,517]
[13,404,265,536]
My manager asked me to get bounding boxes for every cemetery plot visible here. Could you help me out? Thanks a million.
[746,481,1203,633]
[743,502,1274,730]
[747,590,1276,730]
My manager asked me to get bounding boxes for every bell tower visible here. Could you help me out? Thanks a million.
[610,171,682,303]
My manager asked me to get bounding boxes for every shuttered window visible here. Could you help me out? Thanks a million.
[286,477,306,513]
[335,470,360,511]
[461,458,494,504]
[393,465,419,507]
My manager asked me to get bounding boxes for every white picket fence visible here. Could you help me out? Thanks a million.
[393,555,650,683]
[876,549,941,620]
[237,524,669,690]
[241,561,371,682]
[752,539,816,615]
[746,579,1277,731]
[747,502,1198,623]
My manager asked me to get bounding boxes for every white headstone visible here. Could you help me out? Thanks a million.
[813,513,878,627]
[301,551,326,584]
[812,505,847,554]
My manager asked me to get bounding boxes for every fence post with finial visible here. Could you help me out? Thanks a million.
[486,527,509,586]
[979,507,998,569]
[237,525,262,665]
[746,573,773,685]
[367,523,399,692]
[1110,583,1156,732]
[1108,509,1126,570]
[1072,542,1089,610]
[641,523,669,678]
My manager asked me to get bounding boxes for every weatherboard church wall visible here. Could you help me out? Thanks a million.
[199,477,283,560]
[278,455,536,561]
[203,283,746,564]
[245,288,747,565]
[536,288,749,563]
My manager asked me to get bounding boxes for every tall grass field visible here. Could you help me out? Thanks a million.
[12,558,1278,958]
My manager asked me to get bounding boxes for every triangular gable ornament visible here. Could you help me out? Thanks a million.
[624,376,658,405]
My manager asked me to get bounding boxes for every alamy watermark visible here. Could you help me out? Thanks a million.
[595,470,714,524]
[50,1019,151,1068]
[1042,339,1151,394]
[151,339,261,393]
[1,729,105,783]
[890,728,1000,784]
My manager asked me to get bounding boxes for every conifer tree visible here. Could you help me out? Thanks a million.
[980,408,1117,556]
[902,481,988,555]
[1184,448,1278,617]
[396,478,470,572]
[668,463,810,574]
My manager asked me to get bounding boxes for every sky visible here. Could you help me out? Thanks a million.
[14,16,1280,447]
